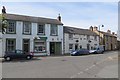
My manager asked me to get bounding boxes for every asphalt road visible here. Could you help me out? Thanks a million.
[2,51,118,78]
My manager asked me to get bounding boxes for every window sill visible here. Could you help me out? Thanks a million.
[50,34,58,36]
[23,33,31,35]
[6,32,16,34]
[37,33,45,35]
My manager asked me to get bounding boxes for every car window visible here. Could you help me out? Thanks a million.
[16,50,23,54]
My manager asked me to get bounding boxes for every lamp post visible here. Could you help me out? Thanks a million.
[98,25,104,45]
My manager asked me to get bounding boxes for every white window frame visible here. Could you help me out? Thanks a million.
[69,44,73,50]
[38,24,45,35]
[34,39,46,52]
[69,34,73,40]
[6,39,16,52]
[7,20,16,33]
[23,22,31,34]
[50,24,58,36]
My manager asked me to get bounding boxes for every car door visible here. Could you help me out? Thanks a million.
[16,50,25,58]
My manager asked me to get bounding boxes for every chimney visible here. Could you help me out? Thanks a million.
[57,14,61,22]
[93,26,98,31]
[89,26,93,31]
[112,32,115,35]
[2,6,6,14]
[107,30,111,34]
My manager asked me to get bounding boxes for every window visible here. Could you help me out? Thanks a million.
[50,24,58,36]
[87,35,90,40]
[23,22,31,34]
[94,36,97,41]
[7,20,16,33]
[69,34,73,40]
[69,44,73,50]
[34,39,46,52]
[80,38,82,40]
[6,39,16,52]
[38,24,45,35]
[80,45,82,49]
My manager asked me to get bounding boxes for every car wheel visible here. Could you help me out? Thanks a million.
[26,56,31,60]
[5,56,11,61]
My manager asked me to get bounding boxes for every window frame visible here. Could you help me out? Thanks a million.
[37,24,45,35]
[50,24,58,36]
[69,34,73,40]
[69,44,73,50]
[6,20,16,34]
[6,39,16,52]
[34,39,46,53]
[23,21,31,35]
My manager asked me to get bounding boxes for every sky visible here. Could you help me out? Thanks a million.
[1,2,118,33]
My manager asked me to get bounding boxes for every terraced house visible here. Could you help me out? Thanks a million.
[64,26,99,54]
[90,26,117,51]
[1,13,64,56]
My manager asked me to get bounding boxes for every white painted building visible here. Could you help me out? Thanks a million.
[117,26,120,41]
[64,26,99,54]
[1,13,63,57]
[0,32,2,57]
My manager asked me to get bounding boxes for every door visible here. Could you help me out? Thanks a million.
[50,42,55,54]
[87,44,90,50]
[75,44,78,50]
[50,42,62,55]
[23,39,30,53]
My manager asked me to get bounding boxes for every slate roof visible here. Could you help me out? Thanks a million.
[64,26,99,36]
[3,13,63,25]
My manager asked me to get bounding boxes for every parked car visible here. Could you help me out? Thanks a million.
[89,45,104,54]
[4,50,34,61]
[70,49,90,56]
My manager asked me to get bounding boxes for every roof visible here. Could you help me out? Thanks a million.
[3,13,63,25]
[64,26,99,36]
[99,31,117,37]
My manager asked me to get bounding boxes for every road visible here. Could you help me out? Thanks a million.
[2,51,118,78]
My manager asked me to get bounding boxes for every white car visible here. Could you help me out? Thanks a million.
[89,46,104,54]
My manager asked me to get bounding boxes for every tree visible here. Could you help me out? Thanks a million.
[0,14,8,34]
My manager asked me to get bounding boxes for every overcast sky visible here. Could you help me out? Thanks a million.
[1,2,118,33]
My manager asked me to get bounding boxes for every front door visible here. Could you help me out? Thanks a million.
[50,42,55,54]
[50,42,62,55]
[23,39,30,53]
[87,44,90,50]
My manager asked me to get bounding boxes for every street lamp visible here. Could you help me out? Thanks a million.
[98,25,104,45]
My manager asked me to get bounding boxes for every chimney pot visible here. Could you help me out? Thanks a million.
[89,26,93,31]
[93,26,98,31]
[57,14,61,22]
[107,30,111,34]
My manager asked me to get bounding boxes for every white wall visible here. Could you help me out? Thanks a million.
[0,32,2,57]
[2,21,64,56]
[64,33,99,54]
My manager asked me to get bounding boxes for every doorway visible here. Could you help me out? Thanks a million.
[75,44,78,50]
[50,42,61,55]
[23,39,30,53]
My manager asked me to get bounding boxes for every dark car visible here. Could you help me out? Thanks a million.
[4,50,34,61]
[70,49,90,56]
